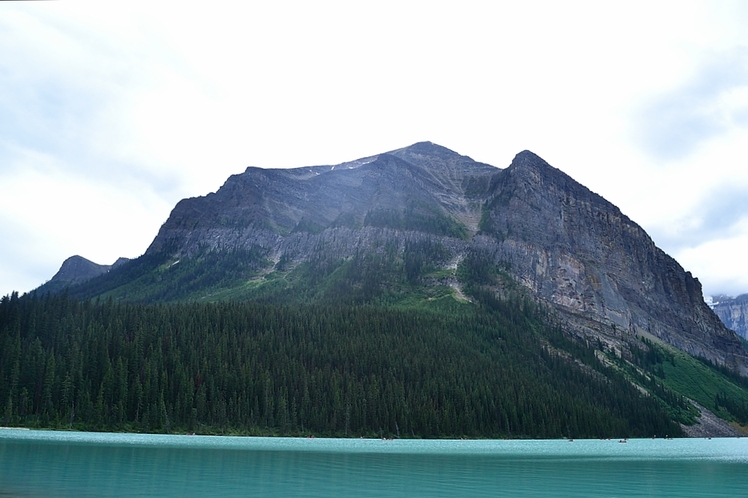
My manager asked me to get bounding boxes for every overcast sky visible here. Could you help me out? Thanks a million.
[2,1,748,298]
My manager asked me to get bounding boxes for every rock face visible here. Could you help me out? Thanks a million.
[712,294,748,340]
[147,142,496,255]
[478,152,744,371]
[680,400,743,437]
[41,255,130,293]
[137,142,748,373]
[50,255,112,284]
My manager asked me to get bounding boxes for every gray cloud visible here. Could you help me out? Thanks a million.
[644,183,748,297]
[698,186,748,236]
[650,183,748,250]
[635,48,748,161]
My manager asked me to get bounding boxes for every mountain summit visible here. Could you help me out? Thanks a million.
[145,141,497,255]
[45,142,748,374]
[40,255,129,294]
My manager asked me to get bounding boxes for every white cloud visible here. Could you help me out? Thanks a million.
[676,232,748,297]
[2,1,748,296]
[0,148,171,293]
[633,48,748,161]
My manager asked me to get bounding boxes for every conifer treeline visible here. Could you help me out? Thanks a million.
[0,291,682,438]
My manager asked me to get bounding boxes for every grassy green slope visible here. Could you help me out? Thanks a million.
[603,335,748,432]
[659,347,748,425]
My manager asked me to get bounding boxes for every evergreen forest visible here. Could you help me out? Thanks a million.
[0,289,706,439]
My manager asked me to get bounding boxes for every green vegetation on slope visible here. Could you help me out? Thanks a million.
[60,239,459,306]
[628,337,748,426]
[64,247,272,304]
[1,291,682,439]
[16,243,748,438]
[363,204,468,240]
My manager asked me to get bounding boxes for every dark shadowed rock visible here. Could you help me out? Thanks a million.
[50,255,112,284]
[37,255,130,294]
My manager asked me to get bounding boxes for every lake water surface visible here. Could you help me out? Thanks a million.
[1,429,747,497]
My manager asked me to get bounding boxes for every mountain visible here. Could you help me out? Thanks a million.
[13,141,748,437]
[712,294,748,340]
[60,141,745,374]
[145,141,493,254]
[38,255,130,294]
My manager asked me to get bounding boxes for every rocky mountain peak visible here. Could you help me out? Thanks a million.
[506,150,594,197]
[510,149,547,166]
[391,141,463,159]
[47,142,748,375]
[390,142,495,173]
[37,255,130,295]
[50,255,111,284]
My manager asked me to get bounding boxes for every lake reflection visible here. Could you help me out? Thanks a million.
[1,430,747,497]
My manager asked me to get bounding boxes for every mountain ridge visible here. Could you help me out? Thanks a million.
[38,255,130,294]
[36,142,748,375]
[712,294,748,340]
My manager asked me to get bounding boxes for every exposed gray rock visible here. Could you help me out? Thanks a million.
[39,255,131,294]
[49,255,112,284]
[712,294,748,340]
[481,151,747,374]
[681,400,743,438]
[135,142,748,374]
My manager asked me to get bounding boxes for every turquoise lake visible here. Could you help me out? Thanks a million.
[1,430,747,497]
